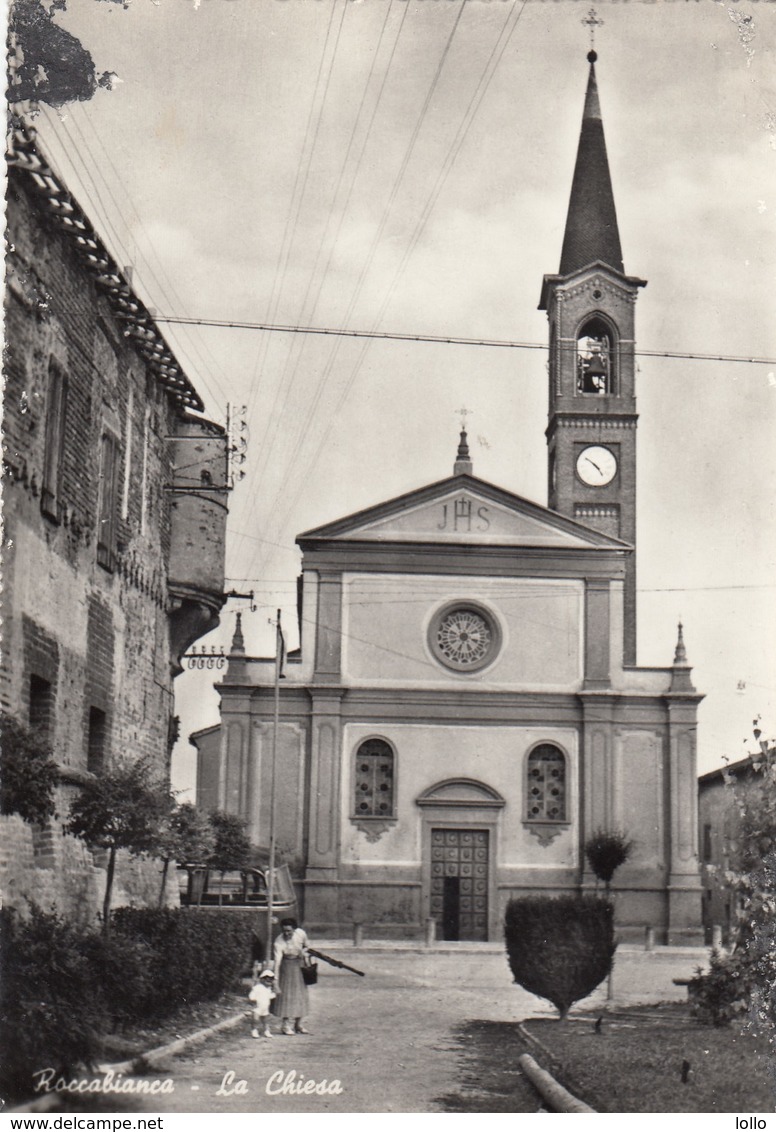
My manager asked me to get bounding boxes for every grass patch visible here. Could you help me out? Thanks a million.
[524,1005,776,1113]
[435,1021,542,1112]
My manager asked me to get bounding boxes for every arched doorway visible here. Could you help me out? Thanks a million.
[416,779,505,942]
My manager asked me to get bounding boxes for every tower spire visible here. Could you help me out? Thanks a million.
[558,42,623,276]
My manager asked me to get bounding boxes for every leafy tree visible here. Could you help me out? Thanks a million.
[208,810,251,906]
[0,712,59,825]
[156,802,215,907]
[584,829,633,893]
[66,758,172,934]
[690,722,776,1048]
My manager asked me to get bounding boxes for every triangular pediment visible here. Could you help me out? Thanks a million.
[298,475,629,550]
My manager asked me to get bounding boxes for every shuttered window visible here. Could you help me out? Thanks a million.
[41,360,68,520]
[97,432,120,570]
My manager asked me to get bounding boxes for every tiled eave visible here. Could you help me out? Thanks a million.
[6,119,204,414]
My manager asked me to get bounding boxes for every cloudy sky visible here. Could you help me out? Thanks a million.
[32,0,776,789]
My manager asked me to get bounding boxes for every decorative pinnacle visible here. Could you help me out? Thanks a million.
[454,427,473,476]
[673,621,688,666]
[581,8,604,52]
[230,611,246,655]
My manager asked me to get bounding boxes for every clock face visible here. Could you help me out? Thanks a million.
[576,445,617,486]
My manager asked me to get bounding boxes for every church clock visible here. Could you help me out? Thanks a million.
[538,50,646,665]
[576,445,617,486]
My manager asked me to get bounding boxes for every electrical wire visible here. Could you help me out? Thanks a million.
[153,315,776,367]
[38,105,230,414]
[243,0,470,579]
[245,0,485,582]
[247,0,411,500]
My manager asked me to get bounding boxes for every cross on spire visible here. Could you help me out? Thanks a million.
[581,8,604,53]
[457,406,472,431]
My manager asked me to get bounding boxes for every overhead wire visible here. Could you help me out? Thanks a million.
[230,0,345,567]
[256,0,528,572]
[152,316,774,368]
[240,0,347,437]
[38,105,230,414]
[245,0,473,584]
[247,0,410,498]
[64,102,232,416]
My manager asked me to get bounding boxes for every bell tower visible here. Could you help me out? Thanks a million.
[539,49,646,666]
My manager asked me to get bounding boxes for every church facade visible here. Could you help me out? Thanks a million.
[208,53,703,943]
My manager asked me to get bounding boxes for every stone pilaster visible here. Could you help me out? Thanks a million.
[665,696,703,943]
[303,688,344,928]
[583,578,611,689]
[579,694,616,885]
[314,572,343,682]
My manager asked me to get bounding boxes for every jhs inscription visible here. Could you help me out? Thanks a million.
[438,498,490,533]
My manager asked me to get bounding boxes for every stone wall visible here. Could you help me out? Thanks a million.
[1,164,211,923]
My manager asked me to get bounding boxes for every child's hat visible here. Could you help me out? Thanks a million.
[259,969,275,980]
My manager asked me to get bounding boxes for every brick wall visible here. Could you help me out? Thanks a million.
[1,168,189,923]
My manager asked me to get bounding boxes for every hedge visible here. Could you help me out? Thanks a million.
[0,905,262,1103]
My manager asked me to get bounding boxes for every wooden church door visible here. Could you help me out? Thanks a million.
[430,828,489,941]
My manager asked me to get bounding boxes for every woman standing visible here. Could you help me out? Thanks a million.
[272,917,311,1035]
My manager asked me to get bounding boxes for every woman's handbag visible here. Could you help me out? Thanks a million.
[301,960,318,985]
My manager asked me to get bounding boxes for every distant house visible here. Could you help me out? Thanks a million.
[2,116,229,924]
[698,755,762,944]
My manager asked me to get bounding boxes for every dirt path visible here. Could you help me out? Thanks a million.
[129,951,547,1113]
[96,944,707,1114]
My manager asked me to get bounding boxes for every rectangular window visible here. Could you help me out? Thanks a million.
[29,674,54,741]
[140,406,150,535]
[41,360,68,520]
[121,387,133,521]
[702,823,713,863]
[87,707,107,774]
[97,432,120,570]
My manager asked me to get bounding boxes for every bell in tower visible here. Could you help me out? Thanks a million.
[577,327,611,394]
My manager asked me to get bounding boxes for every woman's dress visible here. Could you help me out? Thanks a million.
[271,928,309,1018]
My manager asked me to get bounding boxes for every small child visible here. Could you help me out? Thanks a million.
[248,969,276,1038]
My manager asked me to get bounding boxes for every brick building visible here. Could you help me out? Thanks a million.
[1,117,228,925]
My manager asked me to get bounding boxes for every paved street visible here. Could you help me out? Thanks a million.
[122,943,708,1114]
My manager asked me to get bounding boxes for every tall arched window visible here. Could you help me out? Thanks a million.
[576,317,615,395]
[353,738,395,818]
[525,744,567,822]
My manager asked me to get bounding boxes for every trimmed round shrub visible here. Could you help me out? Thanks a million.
[505,894,616,1019]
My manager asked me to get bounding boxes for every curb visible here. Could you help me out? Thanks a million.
[5,1011,250,1113]
[98,1010,249,1074]
[517,1053,596,1114]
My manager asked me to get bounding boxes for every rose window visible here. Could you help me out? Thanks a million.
[429,603,500,673]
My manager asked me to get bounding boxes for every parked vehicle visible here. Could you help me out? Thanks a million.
[178,862,298,914]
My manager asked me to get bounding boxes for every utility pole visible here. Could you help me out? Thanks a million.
[266,609,283,961]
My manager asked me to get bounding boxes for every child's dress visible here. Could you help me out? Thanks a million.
[248,981,276,1020]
